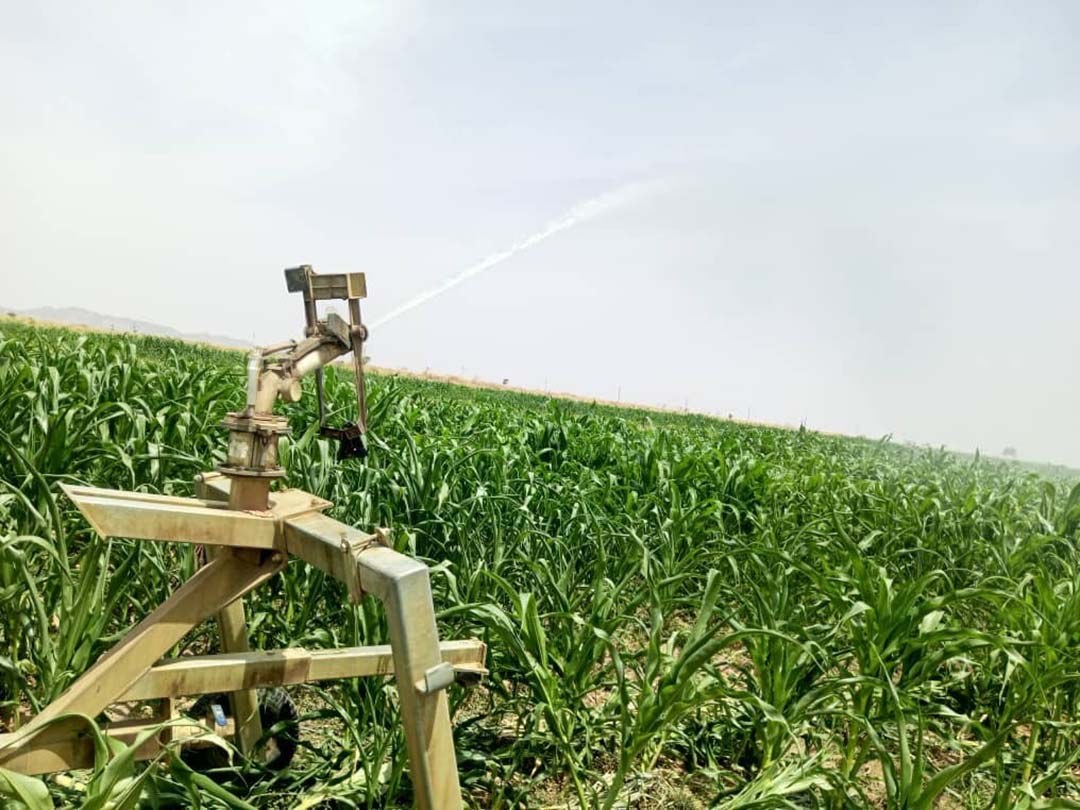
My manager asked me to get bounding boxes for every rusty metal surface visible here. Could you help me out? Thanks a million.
[219,412,290,477]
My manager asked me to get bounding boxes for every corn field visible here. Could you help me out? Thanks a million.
[2,321,1080,809]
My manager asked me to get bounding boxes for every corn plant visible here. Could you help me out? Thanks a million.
[2,320,1080,807]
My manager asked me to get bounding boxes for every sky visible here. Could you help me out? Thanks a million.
[2,1,1078,464]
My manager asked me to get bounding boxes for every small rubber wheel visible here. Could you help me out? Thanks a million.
[181,688,299,773]
[257,687,300,770]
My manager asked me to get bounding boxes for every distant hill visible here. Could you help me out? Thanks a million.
[4,306,251,349]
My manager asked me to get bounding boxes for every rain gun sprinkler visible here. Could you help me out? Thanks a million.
[0,266,486,809]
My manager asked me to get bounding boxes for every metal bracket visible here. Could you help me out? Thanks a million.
[283,265,369,456]
[6,476,476,808]
[416,662,456,695]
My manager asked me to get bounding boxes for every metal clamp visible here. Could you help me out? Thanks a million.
[339,532,380,603]
[416,662,456,695]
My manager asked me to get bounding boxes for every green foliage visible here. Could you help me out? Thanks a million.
[1,321,1079,807]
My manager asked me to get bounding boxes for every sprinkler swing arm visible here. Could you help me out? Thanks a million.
[283,263,369,459]
[0,267,482,810]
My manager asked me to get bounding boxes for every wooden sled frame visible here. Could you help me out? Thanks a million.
[0,472,484,810]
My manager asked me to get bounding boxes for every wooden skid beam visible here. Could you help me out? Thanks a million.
[119,639,488,701]
[61,484,279,549]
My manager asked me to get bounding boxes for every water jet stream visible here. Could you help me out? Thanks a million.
[371,182,652,329]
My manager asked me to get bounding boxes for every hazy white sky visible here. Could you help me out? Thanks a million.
[2,2,1078,464]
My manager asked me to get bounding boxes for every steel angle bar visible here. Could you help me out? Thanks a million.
[282,509,463,809]
[282,511,382,602]
[119,639,488,701]
[61,484,279,548]
[0,549,283,773]
[356,544,463,809]
[0,715,234,776]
